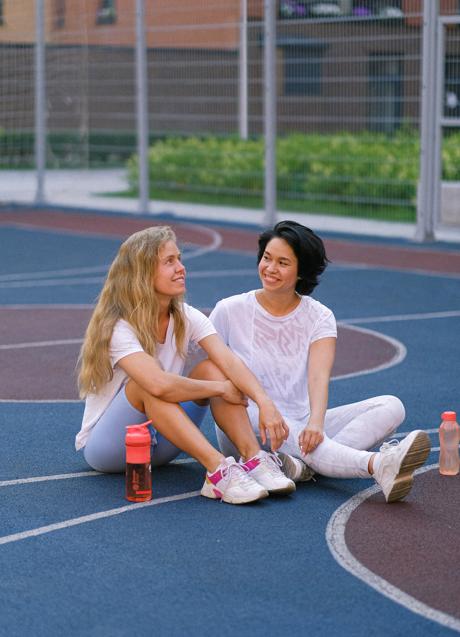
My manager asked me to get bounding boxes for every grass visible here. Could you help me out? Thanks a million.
[104,187,416,223]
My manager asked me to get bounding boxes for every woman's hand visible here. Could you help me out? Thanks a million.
[221,380,248,406]
[299,424,324,456]
[258,401,289,452]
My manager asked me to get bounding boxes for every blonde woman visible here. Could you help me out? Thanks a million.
[76,226,295,505]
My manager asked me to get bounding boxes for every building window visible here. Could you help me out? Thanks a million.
[352,1,402,18]
[279,2,341,19]
[54,0,65,29]
[368,53,403,133]
[279,1,403,19]
[281,40,328,96]
[96,0,117,25]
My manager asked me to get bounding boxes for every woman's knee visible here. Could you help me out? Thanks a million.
[125,379,147,413]
[382,395,406,429]
[189,358,225,381]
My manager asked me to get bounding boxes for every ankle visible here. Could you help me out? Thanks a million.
[206,453,226,474]
[368,453,377,475]
[240,445,262,462]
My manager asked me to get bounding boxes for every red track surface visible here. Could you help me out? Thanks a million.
[1,208,459,273]
[346,468,460,619]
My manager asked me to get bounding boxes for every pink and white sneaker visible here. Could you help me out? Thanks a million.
[201,457,268,504]
[240,450,296,495]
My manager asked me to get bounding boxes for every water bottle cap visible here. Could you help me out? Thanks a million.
[441,411,457,421]
[126,421,152,446]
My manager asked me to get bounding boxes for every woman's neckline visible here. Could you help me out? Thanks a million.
[156,313,172,345]
[254,290,302,318]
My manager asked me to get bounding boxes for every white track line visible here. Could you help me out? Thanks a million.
[0,459,197,488]
[394,428,439,438]
[332,324,406,381]
[0,277,107,289]
[0,265,110,282]
[0,304,95,309]
[1,220,223,252]
[0,338,83,350]
[0,490,201,546]
[0,399,82,403]
[332,261,460,280]
[0,268,256,289]
[343,310,460,324]
[0,471,102,487]
[0,223,222,288]
[326,463,460,634]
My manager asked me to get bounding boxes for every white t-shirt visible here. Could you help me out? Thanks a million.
[75,303,216,450]
[209,291,337,446]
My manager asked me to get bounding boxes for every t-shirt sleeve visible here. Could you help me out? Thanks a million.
[109,320,145,367]
[185,305,217,344]
[310,307,337,344]
[208,300,230,344]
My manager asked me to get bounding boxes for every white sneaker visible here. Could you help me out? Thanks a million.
[277,452,315,483]
[201,457,268,504]
[240,450,296,495]
[373,430,431,503]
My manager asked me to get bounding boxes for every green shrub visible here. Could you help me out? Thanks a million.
[128,136,264,195]
[127,130,460,211]
[0,130,164,168]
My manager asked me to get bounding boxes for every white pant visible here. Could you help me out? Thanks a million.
[216,395,405,479]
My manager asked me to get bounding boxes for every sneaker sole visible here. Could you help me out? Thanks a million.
[200,484,269,505]
[266,482,296,496]
[386,431,431,503]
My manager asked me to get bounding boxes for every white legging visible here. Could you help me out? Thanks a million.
[216,395,405,479]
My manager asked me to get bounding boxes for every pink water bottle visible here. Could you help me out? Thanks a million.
[439,411,460,476]
[125,421,152,501]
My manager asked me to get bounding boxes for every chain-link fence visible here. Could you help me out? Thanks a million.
[0,1,459,236]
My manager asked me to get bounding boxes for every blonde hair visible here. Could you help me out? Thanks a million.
[78,225,186,397]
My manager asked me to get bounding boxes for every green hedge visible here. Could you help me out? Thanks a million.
[0,130,163,168]
[127,131,460,209]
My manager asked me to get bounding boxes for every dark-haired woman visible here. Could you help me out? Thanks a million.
[210,221,430,502]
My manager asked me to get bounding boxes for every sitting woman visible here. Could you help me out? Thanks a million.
[76,225,295,505]
[209,220,431,503]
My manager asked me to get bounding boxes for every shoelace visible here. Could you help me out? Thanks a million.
[219,462,256,498]
[263,452,284,475]
[380,439,400,454]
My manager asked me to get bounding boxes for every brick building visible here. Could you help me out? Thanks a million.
[0,0,459,137]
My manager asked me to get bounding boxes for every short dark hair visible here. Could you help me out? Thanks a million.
[257,220,329,295]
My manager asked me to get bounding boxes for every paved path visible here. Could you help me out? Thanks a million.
[2,168,459,242]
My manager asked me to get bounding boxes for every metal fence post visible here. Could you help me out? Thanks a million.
[136,0,149,214]
[263,0,277,228]
[415,0,439,241]
[34,0,46,205]
[239,0,248,140]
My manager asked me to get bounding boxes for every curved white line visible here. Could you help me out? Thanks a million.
[0,223,222,289]
[326,463,460,633]
[0,318,407,401]
[332,323,407,381]
[181,222,222,259]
